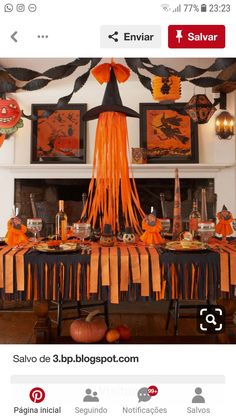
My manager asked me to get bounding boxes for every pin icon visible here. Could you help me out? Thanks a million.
[176,29,183,44]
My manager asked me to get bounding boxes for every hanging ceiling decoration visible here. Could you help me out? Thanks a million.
[81,61,144,233]
[0,58,236,119]
[152,75,181,101]
[184,94,217,124]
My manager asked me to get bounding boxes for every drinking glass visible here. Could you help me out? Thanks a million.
[27,218,43,242]
[73,223,91,248]
[198,222,215,244]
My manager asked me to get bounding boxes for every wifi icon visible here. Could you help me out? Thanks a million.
[161,4,171,12]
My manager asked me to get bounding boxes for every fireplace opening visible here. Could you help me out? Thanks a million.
[15,178,216,235]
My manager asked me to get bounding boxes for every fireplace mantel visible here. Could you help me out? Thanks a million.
[0,162,235,235]
[0,163,234,179]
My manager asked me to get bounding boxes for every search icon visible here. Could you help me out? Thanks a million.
[205,314,217,325]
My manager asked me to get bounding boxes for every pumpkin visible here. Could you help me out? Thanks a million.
[106,329,120,343]
[116,325,131,341]
[0,97,21,129]
[54,136,78,156]
[70,310,107,343]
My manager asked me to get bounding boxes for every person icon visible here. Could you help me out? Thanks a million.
[83,388,99,402]
[92,392,99,402]
[192,387,205,404]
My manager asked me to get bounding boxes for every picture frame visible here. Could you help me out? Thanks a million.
[140,103,199,164]
[31,104,87,164]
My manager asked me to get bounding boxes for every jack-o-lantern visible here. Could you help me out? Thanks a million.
[123,226,136,244]
[100,224,114,247]
[0,97,23,141]
[54,136,78,156]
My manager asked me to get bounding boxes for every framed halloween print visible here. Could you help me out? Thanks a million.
[140,103,199,164]
[31,104,87,163]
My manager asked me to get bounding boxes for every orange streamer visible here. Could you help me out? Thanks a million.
[82,112,144,233]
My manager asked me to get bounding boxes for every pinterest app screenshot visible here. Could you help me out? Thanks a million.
[0,0,236,417]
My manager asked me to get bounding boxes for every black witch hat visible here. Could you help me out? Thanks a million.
[83,68,139,121]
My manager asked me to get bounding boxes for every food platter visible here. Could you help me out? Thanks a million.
[165,241,208,252]
[36,242,79,253]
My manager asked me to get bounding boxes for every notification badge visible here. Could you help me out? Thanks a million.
[29,387,45,403]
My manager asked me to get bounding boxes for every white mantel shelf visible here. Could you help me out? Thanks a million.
[0,163,234,179]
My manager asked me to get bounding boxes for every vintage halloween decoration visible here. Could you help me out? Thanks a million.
[132,147,147,164]
[215,205,233,238]
[81,62,144,233]
[5,216,28,247]
[100,224,115,247]
[0,97,23,146]
[0,58,235,126]
[123,227,136,244]
[184,94,216,124]
[152,75,181,101]
[140,209,164,245]
[140,103,199,164]
[31,104,86,163]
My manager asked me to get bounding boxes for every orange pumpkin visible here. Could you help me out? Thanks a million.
[54,136,78,156]
[116,325,131,341]
[0,97,21,129]
[106,329,120,343]
[70,310,107,343]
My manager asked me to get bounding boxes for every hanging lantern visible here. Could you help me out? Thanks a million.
[184,94,216,124]
[215,111,234,140]
[0,97,23,147]
[152,75,181,101]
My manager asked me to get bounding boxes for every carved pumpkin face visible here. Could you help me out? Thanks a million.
[123,233,136,244]
[54,136,78,156]
[0,98,21,129]
[100,235,114,247]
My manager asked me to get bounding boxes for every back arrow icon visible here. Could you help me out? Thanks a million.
[11,31,18,42]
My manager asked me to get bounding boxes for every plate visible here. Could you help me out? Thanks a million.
[165,241,207,252]
[36,242,79,253]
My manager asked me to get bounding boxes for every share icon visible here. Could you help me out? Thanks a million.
[108,31,119,42]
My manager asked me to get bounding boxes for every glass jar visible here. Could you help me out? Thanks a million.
[198,222,215,243]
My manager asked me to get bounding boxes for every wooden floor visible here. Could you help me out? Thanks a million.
[0,307,231,344]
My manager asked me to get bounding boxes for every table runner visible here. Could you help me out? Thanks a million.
[0,242,234,303]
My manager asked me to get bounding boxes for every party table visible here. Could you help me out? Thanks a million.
[1,242,231,303]
[1,241,236,342]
